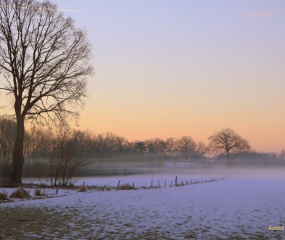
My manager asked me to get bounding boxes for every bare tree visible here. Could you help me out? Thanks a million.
[0,0,93,184]
[47,126,93,186]
[133,141,147,154]
[176,136,196,160]
[195,141,208,158]
[208,128,251,165]
[165,138,177,158]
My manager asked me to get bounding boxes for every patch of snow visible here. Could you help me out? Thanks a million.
[1,177,285,239]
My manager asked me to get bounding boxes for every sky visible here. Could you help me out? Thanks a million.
[6,0,285,152]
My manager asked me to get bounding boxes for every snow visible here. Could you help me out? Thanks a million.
[1,169,285,239]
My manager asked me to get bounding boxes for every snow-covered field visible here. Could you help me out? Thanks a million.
[1,168,285,239]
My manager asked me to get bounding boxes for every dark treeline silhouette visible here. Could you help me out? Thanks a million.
[0,118,284,185]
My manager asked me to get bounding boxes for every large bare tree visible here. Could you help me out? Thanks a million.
[0,0,93,184]
[208,128,251,165]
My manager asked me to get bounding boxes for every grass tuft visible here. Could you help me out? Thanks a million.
[78,185,87,192]
[10,187,30,199]
[119,183,135,190]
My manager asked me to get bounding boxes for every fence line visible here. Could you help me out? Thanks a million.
[0,176,225,191]
[108,176,225,191]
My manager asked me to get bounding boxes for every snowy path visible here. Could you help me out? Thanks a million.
[1,178,285,239]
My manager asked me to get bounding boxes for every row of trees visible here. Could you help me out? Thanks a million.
[24,126,251,161]
[0,116,255,185]
[28,126,93,186]
[0,120,94,185]
[2,117,285,185]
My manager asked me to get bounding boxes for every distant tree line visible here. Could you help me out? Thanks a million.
[0,117,284,185]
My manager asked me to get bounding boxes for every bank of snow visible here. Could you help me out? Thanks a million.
[1,178,285,239]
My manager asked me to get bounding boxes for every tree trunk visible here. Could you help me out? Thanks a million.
[11,117,25,184]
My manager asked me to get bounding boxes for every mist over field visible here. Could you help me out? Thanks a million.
[4,160,285,240]
[78,157,285,181]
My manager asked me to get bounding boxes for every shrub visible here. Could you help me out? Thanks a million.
[0,162,11,184]
[9,187,30,199]
[100,185,111,191]
[120,183,135,190]
[0,191,8,200]
[78,185,86,192]
[34,189,45,196]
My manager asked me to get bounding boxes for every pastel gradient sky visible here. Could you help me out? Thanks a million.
[53,0,285,152]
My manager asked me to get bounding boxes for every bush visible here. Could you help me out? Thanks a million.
[10,187,30,199]
[78,185,86,192]
[0,162,11,184]
[119,183,135,190]
[0,191,8,200]
[34,189,45,196]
